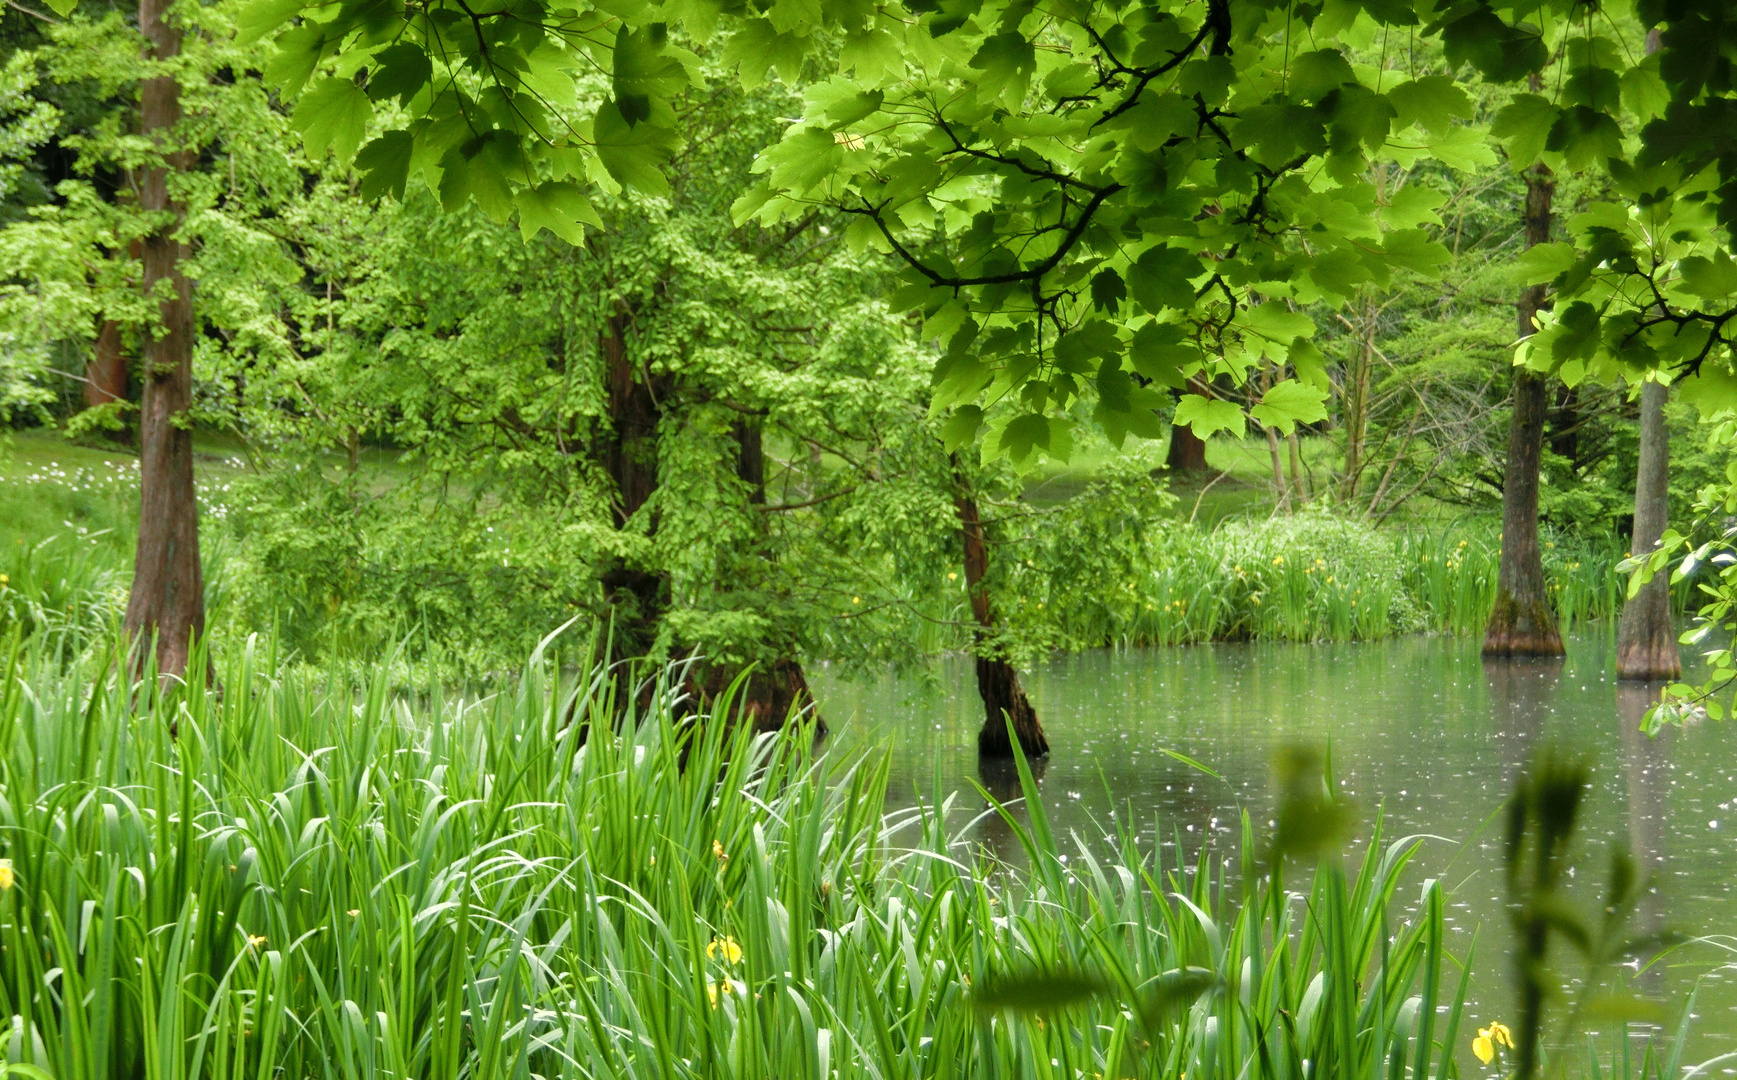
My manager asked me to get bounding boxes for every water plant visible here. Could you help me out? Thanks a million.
[1007,511,1631,651]
[0,631,1705,1079]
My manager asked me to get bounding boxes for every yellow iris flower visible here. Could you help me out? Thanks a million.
[707,936,743,964]
[1472,1021,1513,1064]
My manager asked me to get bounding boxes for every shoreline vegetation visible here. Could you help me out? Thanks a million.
[0,431,1669,674]
[0,633,1712,1080]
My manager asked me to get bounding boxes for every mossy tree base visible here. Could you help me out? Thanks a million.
[974,657,1048,759]
[1482,592,1565,657]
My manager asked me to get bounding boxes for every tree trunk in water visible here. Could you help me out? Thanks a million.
[123,0,203,679]
[1616,380,1680,680]
[953,459,1047,759]
[1165,378,1209,473]
[1484,158,1564,658]
[596,309,669,660]
[713,420,824,734]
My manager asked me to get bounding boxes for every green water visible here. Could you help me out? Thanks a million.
[812,628,1737,1064]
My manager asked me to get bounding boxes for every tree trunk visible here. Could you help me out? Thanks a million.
[1616,380,1680,679]
[1261,367,1288,510]
[1341,294,1375,503]
[1287,429,1307,503]
[1548,384,1580,467]
[123,0,203,679]
[712,419,824,734]
[952,458,1047,759]
[85,319,130,428]
[1165,378,1209,473]
[596,308,669,660]
[1484,156,1564,658]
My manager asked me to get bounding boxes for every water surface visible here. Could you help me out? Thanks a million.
[812,629,1737,1064]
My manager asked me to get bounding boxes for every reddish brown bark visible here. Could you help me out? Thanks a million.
[1166,378,1210,474]
[123,0,204,678]
[1616,380,1680,680]
[1484,155,1564,658]
[85,320,129,416]
[953,458,1047,759]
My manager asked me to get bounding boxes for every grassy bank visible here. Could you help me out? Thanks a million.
[0,635,1702,1079]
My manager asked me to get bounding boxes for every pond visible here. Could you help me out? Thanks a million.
[811,627,1737,1066]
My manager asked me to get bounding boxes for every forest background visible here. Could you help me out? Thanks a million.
[0,0,1730,722]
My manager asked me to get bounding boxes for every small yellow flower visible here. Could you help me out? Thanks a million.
[851,596,860,604]
[707,936,743,964]
[247,934,267,949]
[0,573,8,586]
[713,839,727,863]
[0,859,14,890]
[1272,556,1284,565]
[347,909,360,917]
[706,980,734,1007]
[948,572,957,580]
[1472,1021,1513,1065]
[1325,575,1334,584]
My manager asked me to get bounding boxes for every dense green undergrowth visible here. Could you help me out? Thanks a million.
[0,634,1705,1080]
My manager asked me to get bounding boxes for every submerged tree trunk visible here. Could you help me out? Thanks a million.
[596,309,669,661]
[706,420,824,734]
[1484,155,1564,658]
[123,0,203,678]
[1165,378,1210,474]
[952,458,1047,759]
[1617,380,1680,680]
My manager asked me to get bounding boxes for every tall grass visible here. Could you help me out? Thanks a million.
[0,633,1701,1079]
[1010,514,1634,650]
[0,462,236,650]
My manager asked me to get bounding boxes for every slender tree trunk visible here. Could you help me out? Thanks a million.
[1165,377,1209,473]
[1265,426,1287,510]
[1616,380,1680,679]
[1341,294,1376,503]
[1261,368,1288,510]
[596,309,669,660]
[1484,152,1564,658]
[952,457,1047,759]
[1287,429,1307,503]
[123,0,203,678]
